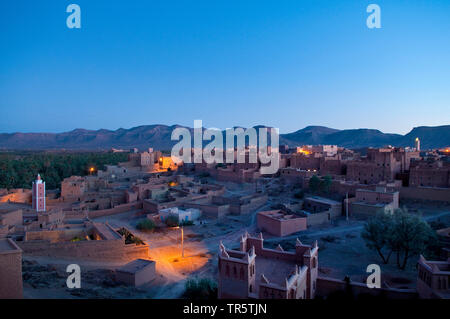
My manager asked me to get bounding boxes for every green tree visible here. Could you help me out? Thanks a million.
[0,151,128,190]
[361,211,394,264]
[362,208,437,270]
[294,190,305,199]
[136,219,156,232]
[165,215,179,227]
[309,175,321,194]
[320,175,332,194]
[183,278,218,300]
[389,208,436,270]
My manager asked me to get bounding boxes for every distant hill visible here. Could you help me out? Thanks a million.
[0,125,448,151]
[281,125,450,149]
[401,126,450,149]
[280,126,340,145]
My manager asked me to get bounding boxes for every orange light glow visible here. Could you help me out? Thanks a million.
[297,148,311,155]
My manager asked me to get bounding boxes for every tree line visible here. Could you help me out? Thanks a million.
[0,151,128,190]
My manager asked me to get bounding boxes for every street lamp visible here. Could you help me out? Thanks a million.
[346,192,349,221]
[175,225,184,258]
[181,225,184,258]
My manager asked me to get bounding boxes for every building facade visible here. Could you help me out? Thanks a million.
[218,233,318,299]
[417,255,449,299]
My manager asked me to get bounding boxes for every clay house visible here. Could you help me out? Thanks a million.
[0,238,23,299]
[16,221,149,262]
[345,147,418,185]
[409,160,450,188]
[279,168,315,186]
[115,258,156,287]
[257,210,307,237]
[417,255,449,299]
[61,176,87,201]
[0,203,23,229]
[183,193,267,219]
[218,232,318,299]
[348,187,399,217]
[159,207,201,224]
[302,196,342,226]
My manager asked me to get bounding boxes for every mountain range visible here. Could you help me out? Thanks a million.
[0,125,448,151]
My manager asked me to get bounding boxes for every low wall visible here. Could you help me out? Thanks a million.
[0,209,22,227]
[63,211,88,220]
[306,209,340,226]
[183,202,230,219]
[316,276,418,299]
[349,202,395,217]
[238,195,268,215]
[25,228,86,243]
[143,194,210,214]
[0,239,23,299]
[17,238,149,262]
[88,202,143,218]
[399,186,450,203]
[257,214,307,237]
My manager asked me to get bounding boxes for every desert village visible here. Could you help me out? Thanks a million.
[0,141,449,299]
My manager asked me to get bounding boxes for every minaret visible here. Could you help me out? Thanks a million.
[415,137,421,151]
[32,174,46,212]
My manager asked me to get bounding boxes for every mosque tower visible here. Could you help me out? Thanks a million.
[32,174,46,212]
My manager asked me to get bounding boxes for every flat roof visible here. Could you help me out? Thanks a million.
[0,203,24,214]
[255,256,296,289]
[93,223,122,240]
[305,196,340,205]
[352,201,390,207]
[117,258,155,274]
[0,238,22,254]
[259,210,305,220]
[356,188,398,195]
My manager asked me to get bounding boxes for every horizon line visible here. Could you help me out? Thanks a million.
[1,123,449,136]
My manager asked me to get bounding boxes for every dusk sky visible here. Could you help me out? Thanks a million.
[1,0,449,134]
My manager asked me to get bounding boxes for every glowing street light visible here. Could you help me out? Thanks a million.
[174,225,184,258]
[181,225,184,258]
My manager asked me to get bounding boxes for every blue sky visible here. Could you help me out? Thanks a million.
[1,0,449,134]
